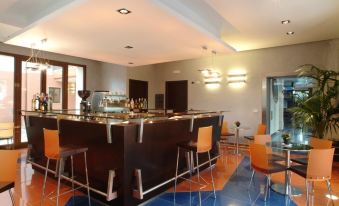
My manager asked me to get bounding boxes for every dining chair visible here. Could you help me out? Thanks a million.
[290,148,335,206]
[0,150,20,206]
[254,135,284,161]
[248,143,286,201]
[244,124,267,141]
[291,137,332,165]
[0,122,14,148]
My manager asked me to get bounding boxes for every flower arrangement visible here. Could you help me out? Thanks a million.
[234,121,241,127]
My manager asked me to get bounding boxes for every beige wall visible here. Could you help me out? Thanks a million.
[131,40,337,135]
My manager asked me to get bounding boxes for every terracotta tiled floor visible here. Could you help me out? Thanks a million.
[0,150,83,206]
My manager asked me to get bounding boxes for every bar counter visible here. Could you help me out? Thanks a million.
[22,110,222,205]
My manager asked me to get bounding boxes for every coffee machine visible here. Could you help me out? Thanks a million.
[78,90,92,113]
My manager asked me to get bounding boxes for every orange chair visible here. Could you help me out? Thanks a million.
[0,150,20,206]
[220,121,235,137]
[254,135,284,161]
[0,123,14,147]
[248,143,286,201]
[291,137,332,165]
[41,129,91,206]
[218,120,235,157]
[174,126,216,205]
[244,124,267,141]
[290,148,335,205]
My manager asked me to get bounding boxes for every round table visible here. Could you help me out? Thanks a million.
[266,142,312,196]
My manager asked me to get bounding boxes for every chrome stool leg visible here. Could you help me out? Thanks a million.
[71,155,75,206]
[41,158,50,206]
[326,180,335,206]
[56,158,63,206]
[195,152,202,206]
[207,151,216,198]
[9,189,15,206]
[174,147,180,202]
[84,152,91,206]
[248,170,255,190]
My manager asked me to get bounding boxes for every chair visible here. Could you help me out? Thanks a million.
[244,124,267,141]
[248,143,286,201]
[174,126,216,205]
[254,135,284,161]
[0,123,14,147]
[0,150,20,206]
[291,137,332,165]
[218,121,235,157]
[290,148,335,206]
[41,129,91,206]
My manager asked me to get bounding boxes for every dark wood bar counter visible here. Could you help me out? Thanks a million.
[23,110,222,205]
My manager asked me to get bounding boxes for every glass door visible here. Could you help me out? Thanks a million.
[268,76,314,142]
[46,66,63,110]
[0,55,15,146]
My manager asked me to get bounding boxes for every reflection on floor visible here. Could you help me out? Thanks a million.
[0,148,338,205]
[143,148,339,206]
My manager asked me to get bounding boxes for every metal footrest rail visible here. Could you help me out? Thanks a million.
[133,154,220,199]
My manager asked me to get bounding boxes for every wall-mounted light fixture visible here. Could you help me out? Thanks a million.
[227,72,247,88]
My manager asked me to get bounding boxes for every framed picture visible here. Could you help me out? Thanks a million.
[49,87,61,103]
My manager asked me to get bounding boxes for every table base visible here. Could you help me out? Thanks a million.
[271,183,302,196]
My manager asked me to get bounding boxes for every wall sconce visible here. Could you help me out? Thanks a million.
[227,73,247,88]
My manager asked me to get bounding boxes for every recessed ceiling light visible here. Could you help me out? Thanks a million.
[281,20,291,24]
[128,62,134,65]
[117,8,131,15]
[286,31,295,35]
[124,45,133,49]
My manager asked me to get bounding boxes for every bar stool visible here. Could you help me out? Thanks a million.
[174,126,216,205]
[41,129,91,206]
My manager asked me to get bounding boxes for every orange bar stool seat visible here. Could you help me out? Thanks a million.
[174,126,216,205]
[0,150,19,206]
[41,129,91,206]
[290,148,335,205]
[291,137,332,165]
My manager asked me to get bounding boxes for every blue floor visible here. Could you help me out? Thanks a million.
[143,157,297,206]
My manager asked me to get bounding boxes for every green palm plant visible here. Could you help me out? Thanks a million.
[289,64,339,139]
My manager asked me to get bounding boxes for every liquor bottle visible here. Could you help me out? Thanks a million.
[34,93,40,111]
[144,98,147,109]
[43,96,48,111]
[139,98,143,109]
[31,94,36,111]
[130,98,134,110]
[48,95,53,111]
[39,93,44,111]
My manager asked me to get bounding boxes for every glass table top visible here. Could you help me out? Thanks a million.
[267,141,312,151]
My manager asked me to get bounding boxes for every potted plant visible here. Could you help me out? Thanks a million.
[289,64,339,160]
[282,132,291,145]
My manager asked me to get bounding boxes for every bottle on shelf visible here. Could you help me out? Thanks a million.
[34,93,40,111]
[47,94,53,111]
[130,98,134,110]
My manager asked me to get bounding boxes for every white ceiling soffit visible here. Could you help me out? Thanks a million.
[153,0,236,51]
[205,0,339,51]
[0,0,80,42]
[5,0,233,67]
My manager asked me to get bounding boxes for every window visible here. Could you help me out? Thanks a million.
[67,65,84,110]
[0,55,15,145]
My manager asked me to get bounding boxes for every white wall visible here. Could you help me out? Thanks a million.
[131,40,336,136]
[96,62,127,94]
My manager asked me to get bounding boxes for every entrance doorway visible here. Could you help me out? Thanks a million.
[267,76,314,137]
[165,80,188,112]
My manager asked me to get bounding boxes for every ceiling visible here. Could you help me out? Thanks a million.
[2,0,339,66]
